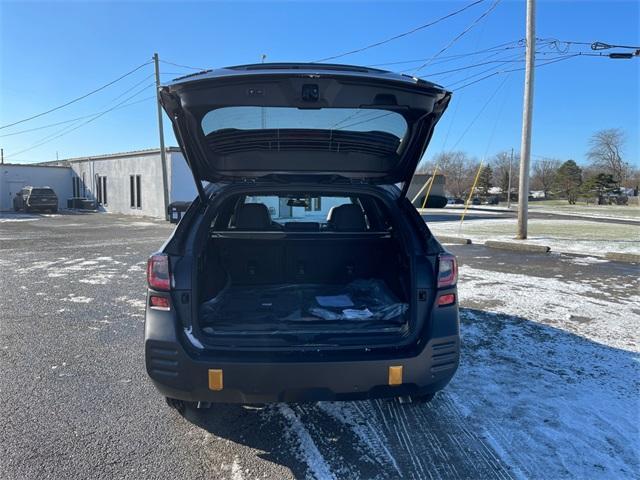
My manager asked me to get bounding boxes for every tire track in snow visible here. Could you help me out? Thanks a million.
[279,398,513,479]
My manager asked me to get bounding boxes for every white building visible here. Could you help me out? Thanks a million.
[26,147,197,218]
[1,163,73,211]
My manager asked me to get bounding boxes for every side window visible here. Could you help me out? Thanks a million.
[129,175,135,208]
[135,175,142,208]
[130,175,142,208]
[96,175,107,205]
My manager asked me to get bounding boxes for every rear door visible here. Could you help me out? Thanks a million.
[159,63,451,194]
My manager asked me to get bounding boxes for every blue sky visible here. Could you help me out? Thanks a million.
[1,0,638,167]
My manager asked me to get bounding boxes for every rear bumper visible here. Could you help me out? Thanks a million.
[145,308,460,404]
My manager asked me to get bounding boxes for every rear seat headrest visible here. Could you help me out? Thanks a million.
[327,204,367,232]
[235,203,273,230]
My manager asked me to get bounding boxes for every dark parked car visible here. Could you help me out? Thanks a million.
[145,63,459,412]
[13,186,58,213]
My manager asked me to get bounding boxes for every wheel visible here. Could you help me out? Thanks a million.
[411,392,436,404]
[165,397,189,414]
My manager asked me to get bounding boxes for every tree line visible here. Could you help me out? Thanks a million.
[418,128,639,204]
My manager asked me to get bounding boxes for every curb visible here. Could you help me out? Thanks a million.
[436,235,472,245]
[484,240,551,254]
[604,252,640,264]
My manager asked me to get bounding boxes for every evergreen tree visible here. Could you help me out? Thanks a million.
[582,173,619,205]
[477,165,493,195]
[555,160,583,204]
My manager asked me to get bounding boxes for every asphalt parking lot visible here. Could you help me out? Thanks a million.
[1,212,638,479]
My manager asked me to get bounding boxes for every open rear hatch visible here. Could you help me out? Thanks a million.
[159,63,451,196]
[159,64,450,350]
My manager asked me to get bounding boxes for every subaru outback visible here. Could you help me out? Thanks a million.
[144,63,459,411]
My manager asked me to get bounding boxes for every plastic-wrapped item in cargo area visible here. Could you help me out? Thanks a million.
[199,278,408,334]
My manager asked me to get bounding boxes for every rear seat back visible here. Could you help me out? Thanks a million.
[327,204,367,232]
[234,203,277,230]
[212,236,387,285]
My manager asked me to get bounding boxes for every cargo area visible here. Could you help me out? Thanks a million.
[195,192,415,346]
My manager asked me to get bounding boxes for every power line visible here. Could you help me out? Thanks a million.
[368,39,524,67]
[160,59,209,71]
[4,84,154,160]
[448,74,511,151]
[313,0,488,63]
[0,61,153,130]
[411,0,503,75]
[0,96,155,138]
[450,53,606,91]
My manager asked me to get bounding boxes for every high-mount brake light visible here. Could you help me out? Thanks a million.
[437,253,458,288]
[147,254,171,291]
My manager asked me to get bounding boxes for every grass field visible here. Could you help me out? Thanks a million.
[430,217,640,255]
[528,200,640,220]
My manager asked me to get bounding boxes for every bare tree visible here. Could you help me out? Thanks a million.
[531,158,561,198]
[421,151,477,198]
[587,129,629,184]
[491,151,519,199]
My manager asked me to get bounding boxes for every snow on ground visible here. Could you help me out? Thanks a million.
[449,309,639,479]
[429,218,640,256]
[0,217,40,222]
[272,264,640,479]
[459,265,639,351]
[447,265,640,478]
[276,405,336,480]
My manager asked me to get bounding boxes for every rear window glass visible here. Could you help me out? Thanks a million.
[201,107,407,142]
[31,188,55,195]
[244,195,352,223]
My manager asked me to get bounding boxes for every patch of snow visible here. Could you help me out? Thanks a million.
[62,295,93,303]
[448,308,640,479]
[79,273,114,285]
[277,404,336,480]
[458,265,639,351]
[569,256,610,265]
[0,217,39,222]
[126,299,146,310]
[317,402,401,476]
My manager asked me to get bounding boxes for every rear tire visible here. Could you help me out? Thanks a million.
[411,392,436,404]
[165,397,191,414]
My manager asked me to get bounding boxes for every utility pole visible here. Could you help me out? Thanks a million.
[153,53,170,220]
[1,148,3,165]
[507,148,513,209]
[517,0,536,239]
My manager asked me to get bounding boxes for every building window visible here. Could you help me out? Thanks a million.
[135,175,142,208]
[82,173,86,197]
[72,177,79,197]
[96,175,107,205]
[130,174,142,208]
[129,175,135,208]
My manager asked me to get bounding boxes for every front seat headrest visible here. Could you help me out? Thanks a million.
[235,203,272,230]
[327,204,367,232]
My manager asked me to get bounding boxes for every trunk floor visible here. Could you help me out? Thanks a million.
[199,279,408,336]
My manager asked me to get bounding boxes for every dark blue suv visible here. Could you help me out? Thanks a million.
[144,63,459,412]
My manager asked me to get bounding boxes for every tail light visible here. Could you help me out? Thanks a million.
[437,253,458,288]
[147,253,171,291]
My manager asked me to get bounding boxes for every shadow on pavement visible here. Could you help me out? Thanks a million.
[177,307,639,479]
